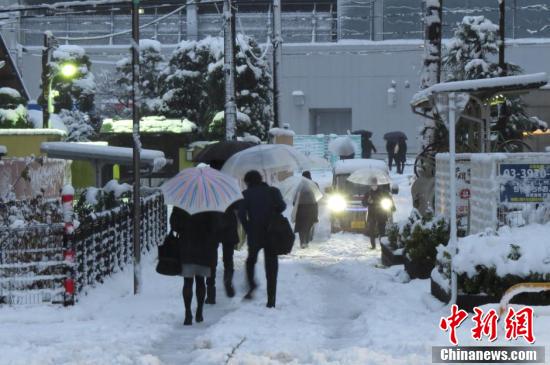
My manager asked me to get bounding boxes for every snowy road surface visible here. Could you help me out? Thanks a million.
[1,164,549,364]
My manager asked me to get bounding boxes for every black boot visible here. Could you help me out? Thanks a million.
[195,306,203,323]
[244,281,257,300]
[266,296,276,308]
[184,310,193,325]
[224,270,235,298]
[205,284,216,304]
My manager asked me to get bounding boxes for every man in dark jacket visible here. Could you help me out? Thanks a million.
[361,177,394,249]
[386,139,398,171]
[293,171,318,248]
[361,134,377,159]
[238,170,286,308]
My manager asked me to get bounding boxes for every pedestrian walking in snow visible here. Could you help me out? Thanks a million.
[358,131,377,158]
[170,207,221,325]
[396,138,407,174]
[361,177,394,249]
[239,170,286,308]
[385,140,398,171]
[206,202,240,303]
[293,171,319,248]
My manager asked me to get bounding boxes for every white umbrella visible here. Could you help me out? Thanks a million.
[221,144,313,180]
[161,166,243,215]
[275,176,323,204]
[347,167,391,186]
[328,136,356,156]
[307,155,331,170]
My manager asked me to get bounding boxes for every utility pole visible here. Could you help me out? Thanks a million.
[499,0,506,76]
[272,0,282,128]
[420,0,443,89]
[131,0,141,295]
[41,32,51,128]
[223,0,237,140]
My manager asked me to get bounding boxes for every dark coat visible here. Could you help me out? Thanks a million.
[170,207,221,267]
[361,189,393,237]
[361,138,377,159]
[238,183,286,248]
[396,139,407,161]
[217,203,240,245]
[293,188,318,233]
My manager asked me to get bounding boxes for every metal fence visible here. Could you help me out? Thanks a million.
[0,191,167,306]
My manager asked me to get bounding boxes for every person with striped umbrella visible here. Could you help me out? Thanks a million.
[161,166,243,325]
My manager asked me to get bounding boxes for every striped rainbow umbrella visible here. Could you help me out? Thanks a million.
[161,166,243,215]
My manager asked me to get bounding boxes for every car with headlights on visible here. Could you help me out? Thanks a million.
[326,159,397,233]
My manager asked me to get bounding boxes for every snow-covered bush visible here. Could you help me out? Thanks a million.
[114,39,165,117]
[0,87,32,128]
[58,109,95,142]
[0,195,62,227]
[74,180,132,218]
[401,210,450,265]
[434,224,550,298]
[161,35,272,140]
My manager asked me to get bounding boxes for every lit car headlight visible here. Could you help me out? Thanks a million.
[328,194,347,213]
[380,197,393,211]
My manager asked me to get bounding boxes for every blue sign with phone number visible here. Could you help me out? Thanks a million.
[499,163,550,203]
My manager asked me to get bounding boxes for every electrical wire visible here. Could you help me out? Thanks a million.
[236,8,271,61]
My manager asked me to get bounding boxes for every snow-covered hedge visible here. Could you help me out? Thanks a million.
[434,224,550,297]
[74,180,132,219]
[0,87,32,129]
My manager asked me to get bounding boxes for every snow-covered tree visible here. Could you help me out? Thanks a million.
[442,16,542,139]
[0,87,32,128]
[50,45,96,114]
[161,35,272,140]
[58,109,95,141]
[114,39,165,116]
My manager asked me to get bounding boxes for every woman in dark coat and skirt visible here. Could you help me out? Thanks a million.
[293,171,319,248]
[169,207,221,325]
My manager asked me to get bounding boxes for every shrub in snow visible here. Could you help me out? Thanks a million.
[401,210,450,266]
[161,35,272,140]
[74,180,132,219]
[0,195,62,227]
[58,109,95,142]
[434,224,550,298]
[48,45,96,116]
[113,39,165,117]
[0,87,32,128]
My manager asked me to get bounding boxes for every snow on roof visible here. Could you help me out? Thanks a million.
[269,127,295,137]
[52,45,85,60]
[0,87,21,99]
[101,116,196,134]
[0,128,67,136]
[212,111,251,124]
[333,158,387,175]
[41,142,165,167]
[0,145,6,155]
[454,224,550,277]
[411,72,549,106]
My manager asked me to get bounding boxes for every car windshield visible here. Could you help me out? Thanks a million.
[334,174,366,197]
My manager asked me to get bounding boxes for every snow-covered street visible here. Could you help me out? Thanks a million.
[1,165,548,365]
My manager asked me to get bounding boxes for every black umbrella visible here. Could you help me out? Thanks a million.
[193,141,256,167]
[352,130,373,138]
[383,131,407,141]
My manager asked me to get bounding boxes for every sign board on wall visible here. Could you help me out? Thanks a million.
[456,159,471,232]
[499,163,550,203]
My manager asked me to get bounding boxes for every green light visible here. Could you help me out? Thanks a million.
[60,63,77,78]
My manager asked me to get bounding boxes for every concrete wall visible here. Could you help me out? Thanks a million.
[15,40,550,152]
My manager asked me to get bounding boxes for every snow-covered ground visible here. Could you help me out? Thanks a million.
[1,162,549,365]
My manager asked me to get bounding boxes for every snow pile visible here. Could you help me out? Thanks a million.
[453,224,550,278]
[0,128,67,136]
[269,127,295,137]
[212,111,251,125]
[139,39,162,53]
[52,45,85,60]
[101,116,196,134]
[0,87,21,98]
[238,133,261,144]
[103,179,132,198]
[333,158,387,175]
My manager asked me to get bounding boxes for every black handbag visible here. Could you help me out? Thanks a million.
[267,213,295,255]
[156,231,181,276]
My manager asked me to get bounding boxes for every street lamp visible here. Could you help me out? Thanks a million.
[47,62,78,119]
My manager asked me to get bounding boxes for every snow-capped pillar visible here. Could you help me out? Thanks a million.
[186,0,198,41]
[62,184,76,306]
